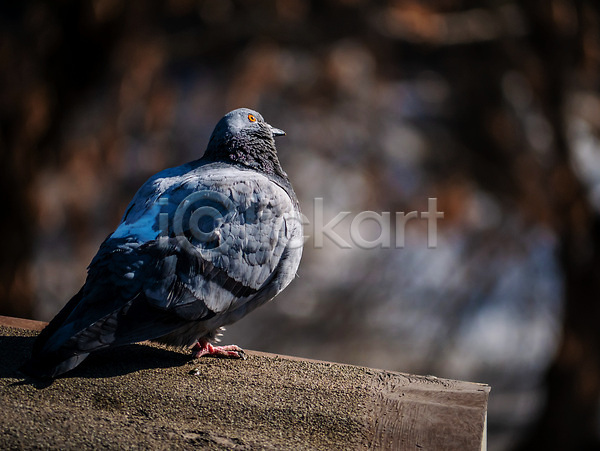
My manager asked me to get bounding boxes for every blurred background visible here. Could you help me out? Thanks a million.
[2,1,600,449]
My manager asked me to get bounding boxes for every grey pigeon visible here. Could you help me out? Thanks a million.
[22,108,303,378]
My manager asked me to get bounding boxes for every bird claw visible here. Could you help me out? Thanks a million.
[192,342,247,360]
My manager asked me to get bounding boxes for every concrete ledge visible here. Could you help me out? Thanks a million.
[0,316,490,450]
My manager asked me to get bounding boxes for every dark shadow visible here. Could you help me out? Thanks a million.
[0,335,37,379]
[0,333,192,387]
[67,343,192,379]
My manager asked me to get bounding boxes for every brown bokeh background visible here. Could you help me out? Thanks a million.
[2,1,600,449]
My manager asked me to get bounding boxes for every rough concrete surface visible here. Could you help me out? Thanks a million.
[0,324,489,450]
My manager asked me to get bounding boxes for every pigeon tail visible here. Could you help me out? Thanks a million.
[31,287,85,356]
[20,288,89,378]
[20,349,90,379]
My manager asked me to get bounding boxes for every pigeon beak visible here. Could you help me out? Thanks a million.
[269,125,286,137]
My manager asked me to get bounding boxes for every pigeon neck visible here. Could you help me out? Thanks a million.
[204,133,288,180]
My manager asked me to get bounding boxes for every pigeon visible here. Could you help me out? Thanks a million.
[22,108,303,379]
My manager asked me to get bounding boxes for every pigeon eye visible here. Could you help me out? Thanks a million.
[247,114,257,122]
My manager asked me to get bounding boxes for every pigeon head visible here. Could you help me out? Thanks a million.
[204,108,287,178]
[211,108,285,141]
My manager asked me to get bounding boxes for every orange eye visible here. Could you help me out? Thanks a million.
[248,114,257,122]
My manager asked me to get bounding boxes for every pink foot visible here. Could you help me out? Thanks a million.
[191,342,247,360]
